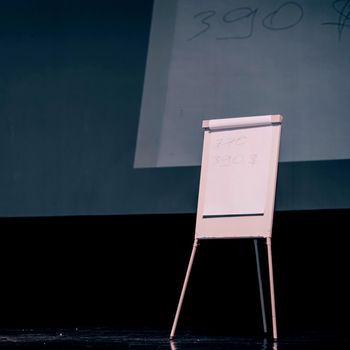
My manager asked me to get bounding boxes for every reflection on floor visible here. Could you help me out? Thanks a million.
[0,328,348,349]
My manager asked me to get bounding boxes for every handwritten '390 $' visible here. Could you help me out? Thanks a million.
[188,1,350,42]
[213,153,258,167]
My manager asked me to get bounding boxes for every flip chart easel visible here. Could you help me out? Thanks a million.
[170,115,283,340]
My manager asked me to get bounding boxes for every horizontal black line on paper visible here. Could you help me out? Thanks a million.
[202,213,264,218]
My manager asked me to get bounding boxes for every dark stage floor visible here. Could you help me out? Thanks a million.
[0,212,348,348]
[0,328,348,349]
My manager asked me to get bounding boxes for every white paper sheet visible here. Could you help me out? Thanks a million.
[203,126,273,216]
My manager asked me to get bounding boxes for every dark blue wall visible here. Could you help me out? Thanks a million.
[0,0,198,216]
[1,1,350,217]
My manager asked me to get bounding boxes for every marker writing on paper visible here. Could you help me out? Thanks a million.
[248,153,258,166]
[213,153,258,167]
[215,135,247,148]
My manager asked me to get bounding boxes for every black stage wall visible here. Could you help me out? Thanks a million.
[0,210,348,337]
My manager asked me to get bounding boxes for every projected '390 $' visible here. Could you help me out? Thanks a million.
[188,1,350,41]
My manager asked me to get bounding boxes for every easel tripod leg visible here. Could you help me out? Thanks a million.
[254,239,267,334]
[266,237,278,340]
[170,239,199,340]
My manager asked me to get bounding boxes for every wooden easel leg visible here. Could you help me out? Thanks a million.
[170,239,199,340]
[254,239,267,334]
[266,237,278,340]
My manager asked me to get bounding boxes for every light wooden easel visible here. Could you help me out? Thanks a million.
[170,115,283,340]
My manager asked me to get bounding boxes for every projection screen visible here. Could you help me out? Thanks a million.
[135,0,350,168]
